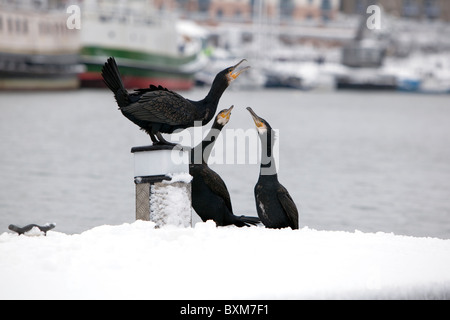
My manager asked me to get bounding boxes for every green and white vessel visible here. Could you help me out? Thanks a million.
[80,0,207,90]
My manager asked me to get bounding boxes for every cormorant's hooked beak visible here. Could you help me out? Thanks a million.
[217,105,234,126]
[222,105,234,120]
[247,107,268,134]
[229,59,250,81]
[247,107,265,129]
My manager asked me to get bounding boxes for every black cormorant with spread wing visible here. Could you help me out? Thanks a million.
[101,57,249,145]
[247,107,299,230]
[190,106,260,227]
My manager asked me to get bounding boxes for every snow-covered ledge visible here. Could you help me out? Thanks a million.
[1,222,449,299]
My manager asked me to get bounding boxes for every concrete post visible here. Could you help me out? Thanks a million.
[131,145,192,228]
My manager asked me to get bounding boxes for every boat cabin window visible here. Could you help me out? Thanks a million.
[7,18,13,33]
[39,22,47,34]
[15,19,22,33]
[3,16,29,35]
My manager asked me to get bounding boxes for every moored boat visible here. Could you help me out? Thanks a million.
[0,1,82,90]
[79,0,207,90]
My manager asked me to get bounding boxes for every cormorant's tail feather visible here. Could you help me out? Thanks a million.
[234,215,261,227]
[101,57,129,108]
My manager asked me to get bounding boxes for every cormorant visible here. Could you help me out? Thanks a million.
[190,106,260,227]
[101,57,249,145]
[247,107,299,230]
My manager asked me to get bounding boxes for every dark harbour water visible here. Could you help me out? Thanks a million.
[0,88,449,238]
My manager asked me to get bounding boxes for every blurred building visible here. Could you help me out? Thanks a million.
[153,0,177,10]
[290,0,340,21]
[0,0,73,10]
[176,0,341,22]
[0,0,82,90]
[340,0,450,21]
[209,0,252,21]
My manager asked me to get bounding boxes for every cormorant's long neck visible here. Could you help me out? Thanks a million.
[205,80,228,106]
[259,130,278,179]
[200,81,228,124]
[191,121,223,165]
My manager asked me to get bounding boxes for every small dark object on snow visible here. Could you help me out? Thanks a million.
[8,223,56,236]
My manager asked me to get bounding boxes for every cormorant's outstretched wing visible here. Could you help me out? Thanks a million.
[200,167,233,213]
[123,89,197,126]
[277,185,299,229]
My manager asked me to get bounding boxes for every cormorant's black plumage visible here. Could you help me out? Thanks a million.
[101,57,249,145]
[190,106,260,227]
[247,107,299,230]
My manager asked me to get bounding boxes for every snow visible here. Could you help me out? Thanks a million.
[165,172,193,184]
[1,221,450,300]
[150,181,192,228]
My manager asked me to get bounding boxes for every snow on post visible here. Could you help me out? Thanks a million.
[131,145,192,228]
